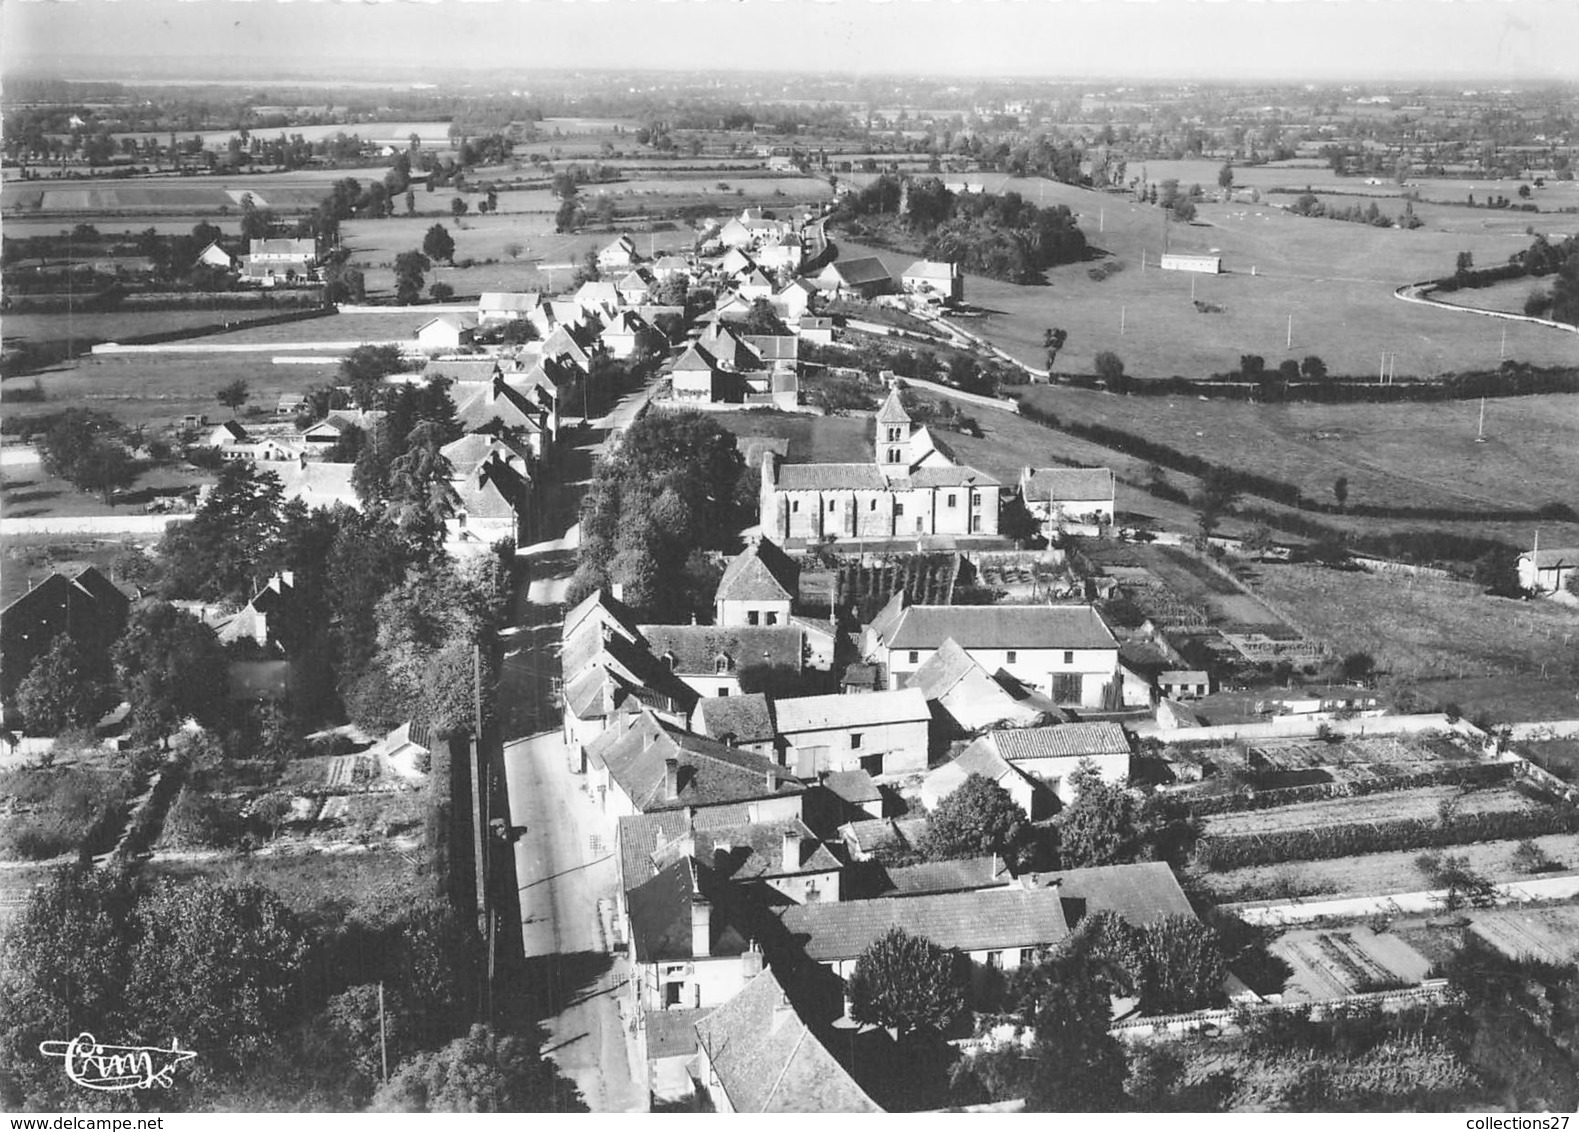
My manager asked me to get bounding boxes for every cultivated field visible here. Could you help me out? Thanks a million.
[1246,564,1579,680]
[1197,832,1579,903]
[1467,905,1579,966]
[1272,925,1433,999]
[1201,783,1544,841]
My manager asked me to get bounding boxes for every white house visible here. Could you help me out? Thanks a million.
[1159,253,1221,274]
[978,721,1132,805]
[901,259,963,305]
[866,593,1121,708]
[1518,546,1579,599]
[1018,466,1116,532]
[477,292,541,322]
[414,315,478,351]
[773,688,931,778]
[713,537,799,628]
[195,241,234,270]
[597,234,641,272]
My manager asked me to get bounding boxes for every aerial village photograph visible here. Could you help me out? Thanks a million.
[0,0,1577,1119]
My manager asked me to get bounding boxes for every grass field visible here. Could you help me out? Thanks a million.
[1197,832,1579,903]
[833,171,1579,379]
[1,460,213,520]
[2,309,268,350]
[1017,384,1579,527]
[1246,564,1579,680]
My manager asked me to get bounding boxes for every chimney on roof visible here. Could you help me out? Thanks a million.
[781,827,801,871]
[690,895,713,959]
[741,942,764,979]
[610,582,625,602]
[765,767,777,792]
[664,757,682,800]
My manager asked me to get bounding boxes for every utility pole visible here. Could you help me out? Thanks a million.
[1120,305,1126,335]
[1500,326,1507,360]
[1287,314,1293,350]
[1099,206,1104,233]
[379,982,389,1084]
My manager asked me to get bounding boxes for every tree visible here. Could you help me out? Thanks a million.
[430,282,455,302]
[371,1024,586,1113]
[216,379,250,412]
[154,460,286,602]
[1194,467,1240,543]
[503,240,524,260]
[112,601,230,742]
[71,439,135,504]
[1093,350,1127,393]
[1171,198,1196,223]
[35,410,135,504]
[1332,475,1349,512]
[1042,327,1067,371]
[739,297,790,337]
[125,878,309,1071]
[450,197,468,222]
[394,250,431,305]
[14,635,115,735]
[422,223,456,266]
[1052,761,1141,868]
[1131,916,1227,1014]
[1456,250,1475,279]
[341,343,405,410]
[555,197,580,233]
[1300,355,1328,381]
[387,421,456,559]
[1217,162,1234,190]
[846,927,967,1037]
[924,773,1028,863]
[0,866,138,1108]
[1011,951,1129,1111]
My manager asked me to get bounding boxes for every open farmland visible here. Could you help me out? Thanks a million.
[1016,385,1579,529]
[3,309,275,352]
[835,170,1579,378]
[0,459,213,521]
[1197,832,1579,903]
[16,352,315,426]
[1246,564,1579,680]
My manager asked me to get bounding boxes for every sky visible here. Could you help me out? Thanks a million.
[3,0,1577,84]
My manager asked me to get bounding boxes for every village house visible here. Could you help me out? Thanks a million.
[1,566,130,702]
[441,431,537,481]
[713,536,799,628]
[773,687,931,778]
[905,637,1062,736]
[597,234,642,272]
[921,736,1050,819]
[414,315,478,352]
[820,768,885,821]
[837,816,929,862]
[759,390,1002,542]
[600,309,655,359]
[669,343,721,403]
[195,241,235,270]
[444,456,535,556]
[638,623,806,700]
[477,291,541,323]
[776,885,1070,998]
[873,856,1016,899]
[586,708,806,822]
[619,810,844,911]
[239,237,316,284]
[814,256,895,299]
[772,279,819,323]
[560,592,697,755]
[650,255,692,281]
[451,378,552,458]
[1018,466,1116,533]
[573,280,623,320]
[866,592,1121,707]
[625,855,762,1016]
[1518,546,1579,600]
[693,694,778,761]
[797,314,835,345]
[692,967,882,1113]
[205,420,248,448]
[300,409,386,448]
[901,259,964,305]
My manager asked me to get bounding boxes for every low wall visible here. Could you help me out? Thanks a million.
[1159,711,1476,744]
[1225,872,1579,927]
[0,514,192,536]
[333,303,479,315]
[1111,981,1455,1041]
[0,446,41,467]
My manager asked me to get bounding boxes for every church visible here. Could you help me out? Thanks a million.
[758,389,1001,542]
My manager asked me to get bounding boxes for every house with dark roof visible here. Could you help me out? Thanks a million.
[694,967,883,1113]
[618,810,844,910]
[452,378,550,459]
[865,591,1119,707]
[713,536,799,628]
[638,623,806,700]
[775,687,930,778]
[759,390,1001,542]
[837,815,928,862]
[814,256,895,299]
[1518,545,1579,600]
[626,855,762,1014]
[874,856,1014,899]
[444,455,535,555]
[1043,862,1195,930]
[586,708,806,823]
[560,593,696,754]
[820,769,883,820]
[906,637,1059,736]
[776,885,1070,987]
[1,566,130,701]
[669,343,721,404]
[693,693,777,760]
[1018,466,1116,533]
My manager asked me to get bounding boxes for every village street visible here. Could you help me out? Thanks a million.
[494,377,658,1111]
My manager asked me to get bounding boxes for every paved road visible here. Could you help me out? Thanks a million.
[495,374,658,1112]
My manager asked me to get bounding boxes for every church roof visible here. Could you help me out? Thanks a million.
[875,389,911,425]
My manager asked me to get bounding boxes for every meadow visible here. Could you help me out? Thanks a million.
[1244,563,1579,680]
[3,309,267,351]
[14,352,314,425]
[834,173,1579,379]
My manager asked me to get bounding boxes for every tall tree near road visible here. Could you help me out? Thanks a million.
[14,635,116,735]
